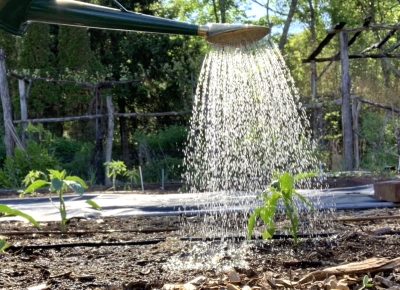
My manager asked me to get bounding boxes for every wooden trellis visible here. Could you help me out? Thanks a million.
[0,56,192,185]
[303,17,400,171]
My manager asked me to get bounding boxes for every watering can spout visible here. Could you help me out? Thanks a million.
[0,0,269,46]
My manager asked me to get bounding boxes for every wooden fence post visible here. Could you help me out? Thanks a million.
[340,31,353,171]
[104,96,114,186]
[352,97,362,170]
[0,49,14,156]
[18,78,28,147]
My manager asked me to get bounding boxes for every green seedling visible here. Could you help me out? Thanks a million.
[23,169,101,232]
[104,160,127,191]
[0,238,10,253]
[124,167,139,190]
[20,170,46,197]
[359,275,373,289]
[247,172,315,243]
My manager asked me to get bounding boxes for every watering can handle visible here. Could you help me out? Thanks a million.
[111,0,129,13]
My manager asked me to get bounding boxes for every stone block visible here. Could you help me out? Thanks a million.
[374,181,400,202]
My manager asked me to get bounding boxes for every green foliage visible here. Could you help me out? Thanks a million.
[135,125,187,155]
[50,138,94,178]
[247,172,314,243]
[164,0,249,24]
[0,30,17,69]
[0,204,40,228]
[18,24,60,118]
[0,142,58,188]
[25,123,53,144]
[104,160,127,191]
[133,125,186,182]
[23,169,96,232]
[58,26,93,72]
[141,156,183,183]
[359,110,397,171]
[0,140,6,168]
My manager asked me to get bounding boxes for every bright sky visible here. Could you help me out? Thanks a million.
[247,2,266,20]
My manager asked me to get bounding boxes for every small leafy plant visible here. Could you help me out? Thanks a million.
[19,170,46,196]
[360,275,373,289]
[124,167,139,190]
[104,160,127,191]
[23,169,100,232]
[247,172,315,243]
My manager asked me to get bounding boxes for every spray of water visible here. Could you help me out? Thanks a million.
[182,40,321,236]
[165,40,335,273]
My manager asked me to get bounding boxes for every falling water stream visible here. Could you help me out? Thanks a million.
[165,39,331,273]
[184,41,315,193]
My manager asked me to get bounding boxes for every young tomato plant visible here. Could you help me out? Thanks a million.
[19,170,46,197]
[104,160,127,191]
[23,169,100,232]
[124,167,139,190]
[247,172,315,243]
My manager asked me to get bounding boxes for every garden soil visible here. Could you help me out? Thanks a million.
[1,175,400,290]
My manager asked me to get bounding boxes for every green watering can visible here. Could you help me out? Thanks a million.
[0,0,269,46]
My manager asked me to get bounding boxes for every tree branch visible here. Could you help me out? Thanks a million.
[8,71,142,89]
[305,53,400,63]
[327,23,400,34]
[13,110,192,124]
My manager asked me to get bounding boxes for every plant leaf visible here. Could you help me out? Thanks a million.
[0,204,40,228]
[86,199,102,210]
[64,180,84,196]
[66,176,88,189]
[24,179,48,194]
[48,169,62,179]
[259,192,280,225]
[51,177,63,191]
[0,237,10,253]
[261,228,275,239]
[294,172,317,181]
[247,207,261,240]
[294,191,315,210]
[363,275,368,286]
[279,172,294,197]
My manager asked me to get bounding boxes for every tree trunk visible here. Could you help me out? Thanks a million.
[105,96,114,186]
[311,61,319,141]
[340,31,353,171]
[212,0,220,23]
[278,0,298,52]
[377,110,390,148]
[219,0,226,23]
[0,49,14,156]
[309,1,324,145]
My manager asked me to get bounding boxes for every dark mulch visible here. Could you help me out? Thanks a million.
[1,176,400,289]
